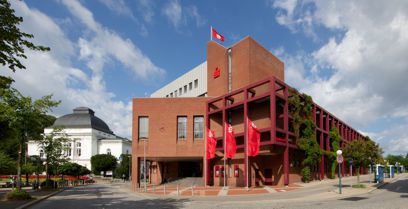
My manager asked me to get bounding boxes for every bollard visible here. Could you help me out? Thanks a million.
[164,184,166,195]
[177,184,179,196]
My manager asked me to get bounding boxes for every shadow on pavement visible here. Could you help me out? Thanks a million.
[377,178,408,194]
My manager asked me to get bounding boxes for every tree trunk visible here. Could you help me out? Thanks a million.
[17,143,22,189]
[357,167,360,184]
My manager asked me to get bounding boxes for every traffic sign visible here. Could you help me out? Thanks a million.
[349,159,353,165]
[337,155,344,163]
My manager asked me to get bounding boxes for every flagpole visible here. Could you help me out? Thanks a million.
[246,117,249,191]
[210,26,213,41]
[224,123,226,189]
[204,129,207,187]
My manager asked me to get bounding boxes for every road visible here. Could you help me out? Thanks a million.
[29,174,408,209]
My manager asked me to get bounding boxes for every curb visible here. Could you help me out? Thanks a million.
[15,188,68,209]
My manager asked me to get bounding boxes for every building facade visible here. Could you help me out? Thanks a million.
[28,107,131,170]
[132,37,365,188]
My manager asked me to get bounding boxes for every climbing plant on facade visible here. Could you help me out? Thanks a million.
[288,89,321,182]
[328,127,341,179]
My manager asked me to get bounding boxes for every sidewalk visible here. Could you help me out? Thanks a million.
[130,173,406,199]
[0,187,66,209]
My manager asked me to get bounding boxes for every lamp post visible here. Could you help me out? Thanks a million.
[336,150,343,194]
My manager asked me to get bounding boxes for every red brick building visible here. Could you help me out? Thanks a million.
[132,37,364,189]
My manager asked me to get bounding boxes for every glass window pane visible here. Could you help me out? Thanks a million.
[139,117,149,139]
[177,116,187,139]
[194,116,204,139]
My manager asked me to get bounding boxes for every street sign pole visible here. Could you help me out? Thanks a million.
[336,150,343,194]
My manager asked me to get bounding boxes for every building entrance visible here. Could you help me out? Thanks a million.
[178,161,202,177]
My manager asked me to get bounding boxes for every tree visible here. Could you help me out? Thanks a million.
[91,154,117,176]
[115,154,131,179]
[0,0,50,73]
[343,138,383,184]
[59,162,90,179]
[0,150,16,174]
[328,127,341,178]
[37,128,70,182]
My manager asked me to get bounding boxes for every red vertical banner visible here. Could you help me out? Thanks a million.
[247,119,260,156]
[206,128,217,159]
[225,123,236,158]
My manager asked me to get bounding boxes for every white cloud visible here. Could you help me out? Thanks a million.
[163,0,183,28]
[7,0,165,138]
[137,0,154,23]
[162,0,206,30]
[99,0,136,20]
[271,0,408,154]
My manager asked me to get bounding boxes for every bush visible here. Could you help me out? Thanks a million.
[40,179,56,189]
[6,189,32,200]
[301,167,312,183]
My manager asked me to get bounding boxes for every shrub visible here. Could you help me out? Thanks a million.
[40,179,56,189]
[301,166,311,183]
[6,189,32,200]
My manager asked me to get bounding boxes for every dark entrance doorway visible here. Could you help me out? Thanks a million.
[178,161,202,177]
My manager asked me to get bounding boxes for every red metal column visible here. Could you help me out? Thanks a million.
[320,112,324,180]
[283,86,289,185]
[244,89,249,187]
[222,97,227,186]
[270,78,276,143]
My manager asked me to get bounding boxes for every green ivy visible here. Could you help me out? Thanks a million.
[288,89,321,181]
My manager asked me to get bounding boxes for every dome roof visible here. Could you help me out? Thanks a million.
[52,107,113,134]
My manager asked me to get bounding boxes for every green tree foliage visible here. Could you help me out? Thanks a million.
[0,150,16,174]
[115,154,131,179]
[289,89,321,181]
[91,154,117,176]
[343,138,383,184]
[0,0,50,72]
[328,127,341,178]
[59,162,90,178]
[37,128,70,180]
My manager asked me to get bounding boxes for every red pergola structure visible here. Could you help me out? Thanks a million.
[205,76,365,186]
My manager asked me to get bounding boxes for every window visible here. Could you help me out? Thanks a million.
[194,79,198,88]
[166,95,169,98]
[138,117,149,139]
[179,88,182,95]
[76,142,81,157]
[194,116,204,139]
[189,82,192,90]
[184,85,187,93]
[39,149,44,158]
[64,143,72,157]
[107,148,111,155]
[170,92,173,97]
[177,116,187,139]
[174,90,177,97]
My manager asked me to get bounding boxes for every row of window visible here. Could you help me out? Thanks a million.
[138,116,204,140]
[166,79,199,98]
[39,141,81,158]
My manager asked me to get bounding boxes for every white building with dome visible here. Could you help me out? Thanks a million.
[27,107,131,170]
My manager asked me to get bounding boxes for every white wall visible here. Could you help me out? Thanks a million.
[151,62,207,98]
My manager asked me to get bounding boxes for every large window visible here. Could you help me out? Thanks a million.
[63,143,72,157]
[76,142,81,157]
[39,149,44,158]
[194,116,204,139]
[194,79,198,88]
[177,116,187,139]
[139,116,149,140]
[107,148,111,155]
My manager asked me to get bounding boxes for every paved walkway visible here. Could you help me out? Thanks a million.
[131,173,404,198]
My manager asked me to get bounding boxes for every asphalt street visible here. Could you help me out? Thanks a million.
[28,174,408,209]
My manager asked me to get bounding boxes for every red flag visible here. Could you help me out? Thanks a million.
[212,28,225,42]
[225,123,236,158]
[247,119,260,156]
[206,128,217,159]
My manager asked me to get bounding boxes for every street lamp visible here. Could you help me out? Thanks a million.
[336,150,343,194]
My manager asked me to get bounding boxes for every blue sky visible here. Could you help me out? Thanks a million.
[4,0,408,156]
